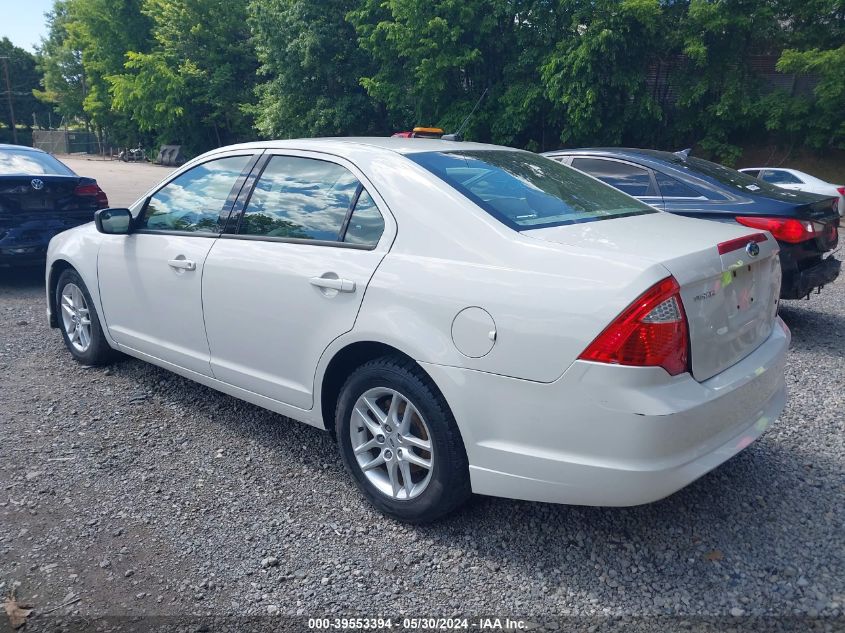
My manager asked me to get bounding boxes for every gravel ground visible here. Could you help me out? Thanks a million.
[0,261,843,629]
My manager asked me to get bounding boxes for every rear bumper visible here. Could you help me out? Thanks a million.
[421,318,790,507]
[780,251,841,299]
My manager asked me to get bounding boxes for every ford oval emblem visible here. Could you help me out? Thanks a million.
[30,178,44,191]
[746,241,760,258]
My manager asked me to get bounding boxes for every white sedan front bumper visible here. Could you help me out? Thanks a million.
[421,318,790,507]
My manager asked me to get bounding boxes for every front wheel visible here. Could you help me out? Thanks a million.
[56,269,116,366]
[336,356,471,523]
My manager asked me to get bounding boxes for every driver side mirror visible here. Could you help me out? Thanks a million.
[95,208,133,235]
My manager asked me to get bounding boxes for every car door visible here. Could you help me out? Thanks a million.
[202,151,395,409]
[97,152,257,375]
[568,157,664,209]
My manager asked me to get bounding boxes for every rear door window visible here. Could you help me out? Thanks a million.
[342,190,384,247]
[570,158,656,197]
[239,156,360,241]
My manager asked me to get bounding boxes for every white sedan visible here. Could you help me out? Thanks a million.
[46,138,789,522]
[739,167,844,216]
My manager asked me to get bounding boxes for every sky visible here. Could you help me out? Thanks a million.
[3,0,54,51]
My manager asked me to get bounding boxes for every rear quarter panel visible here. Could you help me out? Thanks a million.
[340,151,672,383]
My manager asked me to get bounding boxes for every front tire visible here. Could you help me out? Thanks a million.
[56,269,116,366]
[336,356,471,523]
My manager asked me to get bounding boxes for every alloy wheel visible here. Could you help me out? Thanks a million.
[60,283,92,353]
[349,387,434,500]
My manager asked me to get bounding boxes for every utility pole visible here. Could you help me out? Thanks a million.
[0,57,17,144]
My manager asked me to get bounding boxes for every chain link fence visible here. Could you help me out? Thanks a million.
[32,129,106,155]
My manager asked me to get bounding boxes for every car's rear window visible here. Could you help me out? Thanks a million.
[0,148,75,176]
[408,150,656,230]
[667,155,781,195]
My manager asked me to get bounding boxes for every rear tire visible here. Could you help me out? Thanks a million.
[336,356,471,523]
[56,269,116,366]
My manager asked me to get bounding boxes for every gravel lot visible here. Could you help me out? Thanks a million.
[0,158,842,628]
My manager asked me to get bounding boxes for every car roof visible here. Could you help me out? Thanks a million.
[0,143,46,153]
[544,147,684,162]
[210,137,512,157]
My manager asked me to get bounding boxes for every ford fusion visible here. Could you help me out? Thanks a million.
[46,138,789,522]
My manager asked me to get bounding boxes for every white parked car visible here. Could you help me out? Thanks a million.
[739,167,844,217]
[46,138,790,522]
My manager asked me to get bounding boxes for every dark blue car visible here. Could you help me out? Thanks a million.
[0,144,109,266]
[544,148,840,300]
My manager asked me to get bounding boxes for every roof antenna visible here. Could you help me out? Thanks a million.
[674,148,692,160]
[442,88,488,142]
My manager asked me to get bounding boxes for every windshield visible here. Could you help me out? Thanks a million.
[408,150,656,230]
[0,148,75,176]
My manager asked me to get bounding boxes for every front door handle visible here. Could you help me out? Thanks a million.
[168,258,196,271]
[310,276,356,293]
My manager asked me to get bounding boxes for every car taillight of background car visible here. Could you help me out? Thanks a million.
[74,183,109,209]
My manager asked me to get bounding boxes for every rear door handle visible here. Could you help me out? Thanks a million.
[310,276,356,293]
[168,258,196,271]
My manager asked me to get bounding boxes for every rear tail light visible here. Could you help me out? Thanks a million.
[74,183,109,209]
[836,186,845,196]
[736,216,821,243]
[578,276,689,376]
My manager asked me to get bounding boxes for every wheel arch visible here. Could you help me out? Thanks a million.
[47,259,76,328]
[318,341,453,437]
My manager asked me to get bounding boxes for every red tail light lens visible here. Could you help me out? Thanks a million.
[836,187,845,196]
[578,277,689,376]
[735,216,818,243]
[74,183,109,209]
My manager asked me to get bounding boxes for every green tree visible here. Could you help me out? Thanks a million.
[109,0,258,153]
[0,38,52,132]
[249,0,385,139]
[349,0,559,146]
[36,0,152,145]
[777,45,845,149]
[540,0,665,147]
[35,1,86,123]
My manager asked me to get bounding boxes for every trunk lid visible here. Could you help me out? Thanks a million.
[0,175,101,251]
[524,213,781,381]
[0,175,96,219]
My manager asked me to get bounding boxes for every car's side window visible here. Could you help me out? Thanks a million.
[140,155,252,233]
[655,172,703,198]
[570,158,655,197]
[239,156,360,241]
[760,169,802,185]
[343,190,384,247]
[743,169,760,178]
